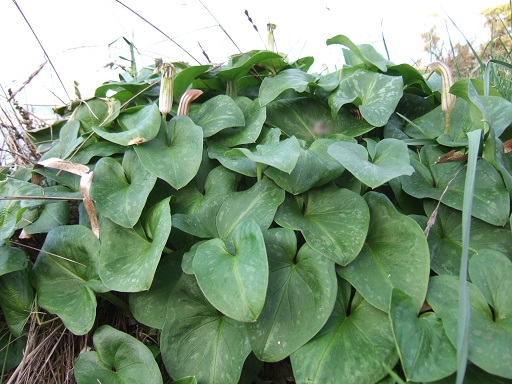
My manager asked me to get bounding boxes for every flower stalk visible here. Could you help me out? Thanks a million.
[427,61,456,135]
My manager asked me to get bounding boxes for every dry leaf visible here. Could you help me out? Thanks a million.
[434,150,468,164]
[80,172,100,238]
[504,139,512,154]
[39,158,90,176]
[127,137,149,145]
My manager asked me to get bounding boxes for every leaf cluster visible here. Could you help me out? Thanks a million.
[1,34,512,383]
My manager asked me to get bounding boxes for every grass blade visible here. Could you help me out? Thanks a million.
[456,128,482,384]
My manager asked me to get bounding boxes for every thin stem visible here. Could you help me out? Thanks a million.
[256,162,262,182]
[99,292,132,317]
[113,0,201,64]
[11,0,71,101]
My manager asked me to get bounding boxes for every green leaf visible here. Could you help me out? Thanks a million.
[216,51,284,83]
[39,120,82,161]
[389,289,456,382]
[193,220,268,322]
[469,250,512,333]
[422,201,512,276]
[71,140,125,164]
[91,149,157,228]
[226,136,302,173]
[275,186,369,265]
[173,64,211,101]
[427,274,512,379]
[328,69,403,126]
[328,138,414,188]
[339,192,430,312]
[246,229,337,362]
[208,142,257,177]
[74,325,162,384]
[31,225,107,335]
[215,177,285,240]
[190,95,245,138]
[0,246,27,276]
[0,178,43,240]
[129,254,182,329]
[291,281,398,384]
[135,116,203,189]
[171,166,237,239]
[265,97,345,141]
[0,329,26,372]
[160,274,251,384]
[212,97,266,147]
[401,145,510,226]
[23,200,70,235]
[93,104,161,146]
[99,198,172,292]
[264,138,345,194]
[326,34,393,72]
[259,69,318,106]
[0,268,34,336]
[74,98,120,132]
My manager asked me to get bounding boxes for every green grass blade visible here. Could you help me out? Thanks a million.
[456,129,482,384]
[446,14,485,69]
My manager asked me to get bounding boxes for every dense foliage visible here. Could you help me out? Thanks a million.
[1,34,512,383]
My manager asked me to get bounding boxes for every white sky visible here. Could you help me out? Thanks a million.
[0,0,505,110]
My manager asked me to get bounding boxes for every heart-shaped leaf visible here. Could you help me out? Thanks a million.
[259,69,318,106]
[31,225,108,335]
[193,220,268,322]
[93,104,160,146]
[420,201,512,275]
[470,249,512,332]
[264,139,345,195]
[99,198,172,292]
[0,178,43,240]
[22,200,70,235]
[328,138,414,188]
[135,116,203,189]
[0,268,34,336]
[275,186,369,265]
[212,97,266,147]
[246,229,337,361]
[74,325,162,384]
[389,288,456,382]
[327,35,393,72]
[160,274,251,384]
[339,192,430,312]
[74,98,120,132]
[190,95,245,138]
[401,145,510,226]
[0,246,27,276]
[91,149,157,228]
[215,177,285,240]
[71,140,125,165]
[265,97,344,142]
[427,272,512,379]
[129,253,183,329]
[291,280,398,384]
[328,69,403,126]
[226,136,302,173]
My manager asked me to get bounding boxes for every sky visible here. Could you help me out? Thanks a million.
[0,0,505,114]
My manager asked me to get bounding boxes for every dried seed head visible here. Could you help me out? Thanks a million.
[159,63,176,119]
